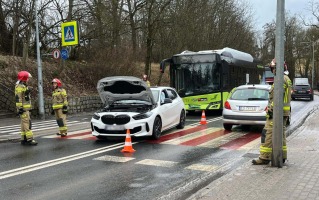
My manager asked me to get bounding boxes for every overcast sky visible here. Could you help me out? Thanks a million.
[249,0,316,30]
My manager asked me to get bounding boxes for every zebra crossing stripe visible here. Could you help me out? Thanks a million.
[237,137,260,150]
[93,155,135,162]
[162,128,221,145]
[185,164,218,172]
[147,125,208,144]
[135,159,178,168]
[180,129,231,146]
[219,132,261,150]
[198,132,244,148]
[42,129,91,138]
[0,120,58,129]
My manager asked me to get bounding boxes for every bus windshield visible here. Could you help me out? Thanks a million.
[173,62,220,97]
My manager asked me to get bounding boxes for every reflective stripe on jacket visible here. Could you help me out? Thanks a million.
[52,88,68,110]
[15,83,32,110]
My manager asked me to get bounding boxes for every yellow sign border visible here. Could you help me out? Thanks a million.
[61,21,79,46]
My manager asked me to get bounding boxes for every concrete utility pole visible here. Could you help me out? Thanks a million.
[35,0,45,120]
[272,0,285,168]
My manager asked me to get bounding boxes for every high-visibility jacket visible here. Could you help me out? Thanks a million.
[52,88,68,110]
[15,82,32,111]
[268,74,292,116]
[283,74,292,116]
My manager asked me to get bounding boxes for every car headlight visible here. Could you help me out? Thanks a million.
[92,113,100,120]
[132,112,153,120]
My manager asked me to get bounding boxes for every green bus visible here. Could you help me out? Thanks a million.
[160,47,264,112]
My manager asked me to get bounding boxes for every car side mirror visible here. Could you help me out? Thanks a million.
[162,98,172,104]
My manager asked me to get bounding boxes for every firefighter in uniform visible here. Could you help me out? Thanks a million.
[51,78,68,137]
[252,59,292,165]
[15,71,37,145]
[142,74,151,87]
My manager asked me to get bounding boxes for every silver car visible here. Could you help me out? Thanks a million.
[222,84,271,131]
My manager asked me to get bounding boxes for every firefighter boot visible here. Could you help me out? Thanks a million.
[252,158,270,165]
[60,132,67,137]
[21,135,27,145]
[26,138,38,145]
[56,132,61,136]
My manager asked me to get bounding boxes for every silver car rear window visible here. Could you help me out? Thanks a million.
[231,88,269,100]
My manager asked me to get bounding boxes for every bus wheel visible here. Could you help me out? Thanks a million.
[223,124,232,131]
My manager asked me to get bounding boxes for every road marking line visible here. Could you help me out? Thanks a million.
[162,128,220,145]
[0,120,58,129]
[180,129,231,146]
[5,122,88,135]
[135,159,178,168]
[198,132,244,148]
[220,132,260,150]
[185,164,218,172]
[42,129,91,138]
[188,117,222,126]
[0,120,80,130]
[237,137,260,150]
[0,142,130,180]
[148,125,208,143]
[93,155,135,162]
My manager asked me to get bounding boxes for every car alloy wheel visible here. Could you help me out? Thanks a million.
[176,110,186,129]
[152,116,162,140]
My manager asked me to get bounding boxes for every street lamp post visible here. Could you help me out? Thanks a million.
[35,0,45,119]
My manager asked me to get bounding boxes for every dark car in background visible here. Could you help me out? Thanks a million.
[291,78,314,101]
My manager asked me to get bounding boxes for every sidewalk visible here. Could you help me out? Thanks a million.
[189,96,319,200]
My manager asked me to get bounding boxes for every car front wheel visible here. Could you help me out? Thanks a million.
[152,116,162,140]
[223,124,233,131]
[176,110,186,129]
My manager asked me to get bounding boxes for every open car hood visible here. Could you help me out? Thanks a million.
[97,76,156,106]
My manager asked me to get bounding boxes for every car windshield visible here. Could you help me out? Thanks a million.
[151,90,160,102]
[231,88,269,100]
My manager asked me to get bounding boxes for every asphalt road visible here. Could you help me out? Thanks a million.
[0,96,318,200]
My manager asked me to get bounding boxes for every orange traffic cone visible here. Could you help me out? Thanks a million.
[121,129,136,153]
[200,110,207,125]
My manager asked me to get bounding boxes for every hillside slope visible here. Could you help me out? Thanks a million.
[0,55,170,97]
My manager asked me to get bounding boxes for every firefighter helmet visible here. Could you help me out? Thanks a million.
[52,78,62,87]
[17,71,32,82]
[269,58,288,72]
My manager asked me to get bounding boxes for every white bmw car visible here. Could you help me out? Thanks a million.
[91,76,186,140]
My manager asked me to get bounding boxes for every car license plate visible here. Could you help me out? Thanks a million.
[105,125,124,131]
[239,106,256,111]
[298,91,306,93]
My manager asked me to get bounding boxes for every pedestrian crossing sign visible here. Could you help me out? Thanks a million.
[61,21,79,46]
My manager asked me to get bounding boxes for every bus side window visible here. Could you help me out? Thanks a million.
[222,61,229,89]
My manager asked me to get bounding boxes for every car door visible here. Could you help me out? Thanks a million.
[165,89,181,126]
[158,89,171,130]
